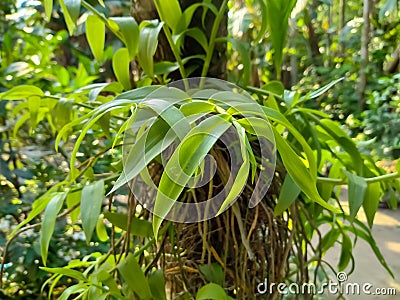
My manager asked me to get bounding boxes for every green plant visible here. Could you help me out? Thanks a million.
[1,0,399,299]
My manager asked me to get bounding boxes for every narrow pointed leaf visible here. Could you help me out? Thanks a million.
[81,180,104,242]
[86,15,105,62]
[41,193,66,265]
[343,170,367,221]
[117,253,152,300]
[112,48,131,90]
[274,173,301,215]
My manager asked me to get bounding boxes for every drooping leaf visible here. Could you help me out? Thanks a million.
[363,182,381,227]
[345,219,394,278]
[66,190,81,223]
[338,232,353,271]
[59,0,81,35]
[86,15,105,62]
[40,193,66,265]
[28,96,41,130]
[44,0,53,21]
[272,127,337,212]
[153,115,232,237]
[117,253,152,299]
[343,170,367,221]
[0,85,43,100]
[262,80,285,97]
[308,77,344,100]
[96,214,109,242]
[217,121,250,214]
[264,0,297,76]
[138,21,164,78]
[9,184,64,236]
[40,267,87,281]
[103,212,153,238]
[154,0,182,31]
[274,173,301,215]
[148,270,167,300]
[81,180,105,242]
[109,17,139,59]
[112,48,131,90]
[379,0,397,19]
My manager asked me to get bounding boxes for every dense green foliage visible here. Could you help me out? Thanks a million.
[0,0,399,299]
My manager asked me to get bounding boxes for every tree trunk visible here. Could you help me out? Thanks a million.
[129,1,312,299]
[359,0,371,109]
[130,0,227,79]
[338,0,346,55]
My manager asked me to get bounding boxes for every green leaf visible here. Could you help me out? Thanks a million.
[0,85,44,100]
[40,267,87,281]
[253,0,268,44]
[153,115,231,237]
[262,81,285,97]
[66,190,81,223]
[117,253,152,300]
[148,270,167,300]
[114,85,161,100]
[109,17,139,59]
[41,193,66,265]
[338,233,352,271]
[81,180,105,243]
[44,0,53,21]
[110,118,175,193]
[308,78,344,100]
[86,15,105,62]
[96,214,109,242]
[183,28,209,53]
[320,228,340,253]
[199,263,224,286]
[262,106,317,177]
[59,0,81,35]
[138,21,164,78]
[265,0,297,75]
[59,283,87,300]
[28,96,41,130]
[363,182,381,228]
[217,121,250,214]
[343,170,367,221]
[154,61,180,75]
[274,173,301,215]
[9,184,64,236]
[103,212,153,238]
[196,283,227,300]
[154,0,182,31]
[112,48,131,90]
[345,219,394,278]
[319,119,363,175]
[272,127,337,212]
[175,2,218,33]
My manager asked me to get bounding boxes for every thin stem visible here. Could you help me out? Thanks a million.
[153,0,187,80]
[200,0,228,78]
[317,172,399,185]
